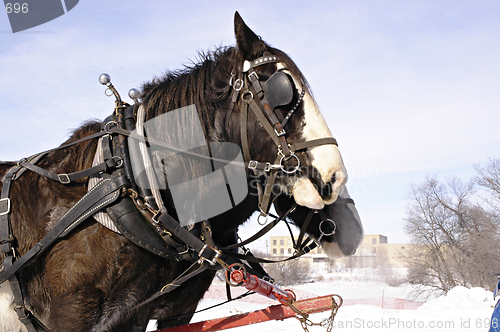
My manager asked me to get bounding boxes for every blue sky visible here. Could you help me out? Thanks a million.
[1,1,499,245]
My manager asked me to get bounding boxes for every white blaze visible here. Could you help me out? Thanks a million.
[300,91,347,204]
[279,64,347,209]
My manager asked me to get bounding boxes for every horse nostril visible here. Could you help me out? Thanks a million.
[320,181,333,200]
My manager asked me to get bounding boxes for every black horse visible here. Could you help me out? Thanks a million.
[0,12,363,332]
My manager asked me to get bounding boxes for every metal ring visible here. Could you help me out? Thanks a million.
[280,154,300,174]
[112,156,124,168]
[105,88,114,97]
[319,218,336,236]
[233,78,244,91]
[332,294,344,308]
[242,91,253,101]
[104,121,118,133]
[285,289,297,302]
[257,213,269,225]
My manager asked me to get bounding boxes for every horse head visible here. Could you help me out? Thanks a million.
[139,12,363,258]
[228,13,364,257]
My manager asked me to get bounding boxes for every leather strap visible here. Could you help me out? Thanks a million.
[246,67,290,156]
[0,171,15,254]
[245,54,280,70]
[132,260,210,311]
[221,241,318,264]
[1,163,50,332]
[0,175,127,284]
[19,157,122,184]
[240,100,251,162]
[9,274,42,332]
[221,203,296,251]
[295,209,315,252]
[245,97,282,148]
[291,137,338,152]
[258,155,280,216]
[156,213,220,263]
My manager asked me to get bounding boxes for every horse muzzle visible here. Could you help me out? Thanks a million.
[291,168,347,210]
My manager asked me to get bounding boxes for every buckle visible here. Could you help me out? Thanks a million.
[0,198,11,216]
[14,305,29,319]
[198,244,221,266]
[274,128,286,137]
[302,246,312,254]
[248,161,272,172]
[248,70,259,80]
[177,246,191,256]
[57,174,70,184]
[151,211,161,224]
[248,160,258,170]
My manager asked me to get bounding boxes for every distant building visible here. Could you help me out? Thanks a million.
[269,234,412,268]
[269,235,323,256]
[352,234,411,268]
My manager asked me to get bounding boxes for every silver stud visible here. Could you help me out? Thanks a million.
[99,73,111,85]
[128,88,141,103]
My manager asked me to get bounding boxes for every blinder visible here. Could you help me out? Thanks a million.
[261,71,294,111]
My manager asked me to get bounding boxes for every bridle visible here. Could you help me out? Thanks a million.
[227,52,339,219]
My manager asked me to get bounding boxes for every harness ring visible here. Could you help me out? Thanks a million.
[104,121,118,133]
[257,213,269,225]
[242,91,253,101]
[280,154,300,174]
[112,156,124,168]
[104,88,114,97]
[319,218,336,236]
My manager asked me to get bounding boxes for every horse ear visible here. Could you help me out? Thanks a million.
[234,11,266,60]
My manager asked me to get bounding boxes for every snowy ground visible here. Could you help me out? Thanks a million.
[149,268,496,332]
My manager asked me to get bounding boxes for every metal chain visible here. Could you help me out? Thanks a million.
[292,294,343,332]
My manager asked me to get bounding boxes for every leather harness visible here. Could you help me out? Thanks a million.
[0,53,349,331]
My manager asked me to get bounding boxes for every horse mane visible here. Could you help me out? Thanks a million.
[141,46,241,143]
[140,44,311,143]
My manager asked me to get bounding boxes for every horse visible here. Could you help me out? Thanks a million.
[0,12,363,332]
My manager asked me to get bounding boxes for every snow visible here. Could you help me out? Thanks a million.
[148,269,497,331]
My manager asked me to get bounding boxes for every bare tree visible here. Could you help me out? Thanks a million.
[476,157,500,213]
[263,259,311,286]
[403,174,500,297]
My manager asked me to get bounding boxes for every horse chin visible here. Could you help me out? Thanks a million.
[321,241,345,259]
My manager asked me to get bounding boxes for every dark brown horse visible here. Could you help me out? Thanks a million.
[0,12,363,332]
